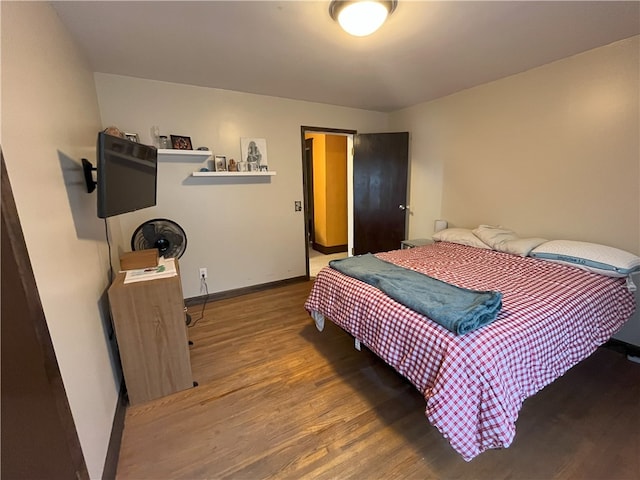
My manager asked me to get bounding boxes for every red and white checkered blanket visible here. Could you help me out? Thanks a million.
[304,242,636,460]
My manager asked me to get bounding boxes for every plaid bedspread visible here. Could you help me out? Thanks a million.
[304,242,636,460]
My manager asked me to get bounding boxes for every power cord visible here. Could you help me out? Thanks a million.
[103,218,116,340]
[188,273,209,328]
[104,218,114,283]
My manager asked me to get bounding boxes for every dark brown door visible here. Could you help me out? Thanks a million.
[304,138,315,245]
[1,152,88,479]
[353,132,409,255]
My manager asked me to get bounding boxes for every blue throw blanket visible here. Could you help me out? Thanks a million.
[329,254,502,335]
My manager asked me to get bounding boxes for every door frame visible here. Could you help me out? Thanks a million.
[304,138,316,246]
[300,126,356,279]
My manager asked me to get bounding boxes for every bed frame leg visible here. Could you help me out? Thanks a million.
[354,338,361,351]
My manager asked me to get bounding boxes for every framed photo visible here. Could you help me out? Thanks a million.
[240,138,268,171]
[214,155,227,172]
[125,133,139,143]
[170,135,193,150]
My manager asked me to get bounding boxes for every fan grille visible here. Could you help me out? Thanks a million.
[131,219,187,259]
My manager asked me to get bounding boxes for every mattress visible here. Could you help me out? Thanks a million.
[304,242,635,460]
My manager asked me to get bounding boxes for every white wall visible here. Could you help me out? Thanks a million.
[1,3,122,478]
[390,36,640,345]
[94,74,388,298]
[391,36,639,253]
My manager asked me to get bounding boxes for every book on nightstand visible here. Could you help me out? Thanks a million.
[123,256,177,284]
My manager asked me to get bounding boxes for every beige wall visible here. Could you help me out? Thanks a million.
[392,36,639,255]
[390,35,640,344]
[94,74,387,297]
[1,3,122,477]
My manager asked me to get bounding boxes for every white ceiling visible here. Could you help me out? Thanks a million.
[51,1,640,112]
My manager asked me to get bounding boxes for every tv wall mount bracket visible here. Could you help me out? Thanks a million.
[82,158,96,193]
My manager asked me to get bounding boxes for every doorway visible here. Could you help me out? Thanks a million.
[300,127,410,278]
[301,127,354,277]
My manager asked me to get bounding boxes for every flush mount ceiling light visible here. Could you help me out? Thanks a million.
[329,0,398,37]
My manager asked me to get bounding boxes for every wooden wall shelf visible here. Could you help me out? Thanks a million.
[191,171,276,177]
[158,149,212,161]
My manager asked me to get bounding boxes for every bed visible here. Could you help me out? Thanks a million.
[304,240,636,460]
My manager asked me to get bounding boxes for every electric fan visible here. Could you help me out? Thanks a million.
[131,219,187,259]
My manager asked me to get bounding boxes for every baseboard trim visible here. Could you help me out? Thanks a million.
[185,275,308,306]
[101,382,127,480]
[312,243,348,255]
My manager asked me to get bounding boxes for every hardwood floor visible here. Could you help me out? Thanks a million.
[116,280,640,479]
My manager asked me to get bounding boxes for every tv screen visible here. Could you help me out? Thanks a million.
[96,132,158,218]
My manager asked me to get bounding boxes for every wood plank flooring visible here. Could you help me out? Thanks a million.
[116,280,640,479]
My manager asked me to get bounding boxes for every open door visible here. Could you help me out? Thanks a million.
[1,152,88,479]
[353,132,409,255]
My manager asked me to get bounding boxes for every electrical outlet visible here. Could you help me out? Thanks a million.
[294,201,302,212]
[199,267,208,279]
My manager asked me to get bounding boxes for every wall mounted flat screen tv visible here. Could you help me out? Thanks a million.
[96,132,158,218]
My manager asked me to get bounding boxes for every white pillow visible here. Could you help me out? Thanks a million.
[472,225,518,247]
[494,237,549,257]
[432,228,491,249]
[530,240,640,277]
[472,225,546,256]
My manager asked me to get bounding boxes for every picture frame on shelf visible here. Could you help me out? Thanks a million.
[125,133,139,143]
[170,135,193,150]
[214,155,227,172]
[240,138,268,172]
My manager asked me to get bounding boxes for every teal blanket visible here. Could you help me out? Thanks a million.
[329,254,502,335]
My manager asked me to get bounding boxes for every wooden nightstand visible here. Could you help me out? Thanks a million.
[401,238,434,249]
[108,259,193,405]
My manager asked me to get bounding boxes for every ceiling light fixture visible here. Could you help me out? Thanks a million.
[329,1,397,37]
